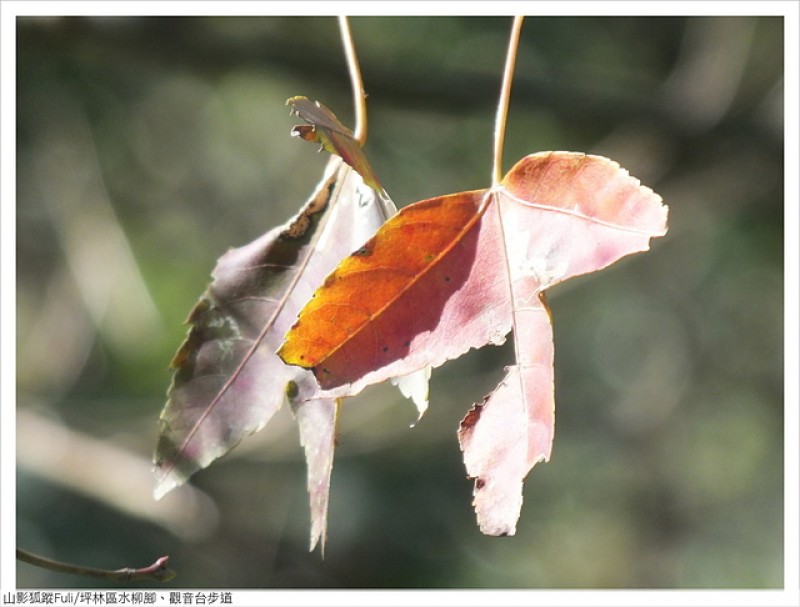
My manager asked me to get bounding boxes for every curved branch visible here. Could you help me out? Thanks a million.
[17,548,176,583]
[339,16,367,145]
[493,16,525,185]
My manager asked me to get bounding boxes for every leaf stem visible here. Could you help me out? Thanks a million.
[339,16,367,146]
[16,548,176,583]
[493,16,525,186]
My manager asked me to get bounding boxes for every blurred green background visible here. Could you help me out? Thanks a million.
[15,16,784,588]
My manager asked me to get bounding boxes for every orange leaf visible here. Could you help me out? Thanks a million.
[278,190,513,391]
[279,151,668,535]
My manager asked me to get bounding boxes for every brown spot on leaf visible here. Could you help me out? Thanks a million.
[280,176,333,240]
[282,214,311,239]
[170,330,202,369]
[185,296,211,324]
[459,402,484,431]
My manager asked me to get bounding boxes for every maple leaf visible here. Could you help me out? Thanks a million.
[279,151,668,535]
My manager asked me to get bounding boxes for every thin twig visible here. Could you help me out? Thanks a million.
[339,16,367,145]
[493,16,525,185]
[16,548,176,583]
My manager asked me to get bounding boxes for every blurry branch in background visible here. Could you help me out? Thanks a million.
[35,97,163,352]
[18,87,164,395]
[659,17,758,131]
[15,17,778,147]
[17,549,176,584]
[17,408,220,541]
[15,87,215,579]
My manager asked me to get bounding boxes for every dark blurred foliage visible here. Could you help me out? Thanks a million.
[15,16,784,588]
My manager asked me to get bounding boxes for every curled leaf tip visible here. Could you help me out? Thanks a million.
[286,96,383,191]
